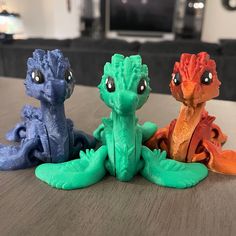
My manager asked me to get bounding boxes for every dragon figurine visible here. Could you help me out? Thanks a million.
[35,53,207,190]
[0,49,95,170]
[146,52,236,174]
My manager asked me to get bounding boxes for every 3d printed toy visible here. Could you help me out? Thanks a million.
[0,49,95,170]
[146,52,236,174]
[35,53,207,190]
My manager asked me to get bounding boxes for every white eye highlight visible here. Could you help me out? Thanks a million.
[106,77,115,92]
[64,69,73,83]
[201,71,213,85]
[209,72,213,79]
[137,78,147,94]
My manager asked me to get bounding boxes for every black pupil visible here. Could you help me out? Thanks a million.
[65,70,73,82]
[32,70,44,84]
[106,77,115,92]
[201,71,212,85]
[137,79,146,94]
[173,73,181,85]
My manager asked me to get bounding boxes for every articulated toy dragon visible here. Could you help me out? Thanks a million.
[35,54,207,190]
[0,49,95,170]
[146,52,236,174]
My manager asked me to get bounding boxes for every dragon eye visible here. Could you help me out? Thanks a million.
[31,70,44,84]
[64,69,73,83]
[106,77,115,92]
[201,71,213,85]
[137,78,147,94]
[172,73,181,86]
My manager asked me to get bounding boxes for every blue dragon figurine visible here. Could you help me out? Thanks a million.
[0,49,95,170]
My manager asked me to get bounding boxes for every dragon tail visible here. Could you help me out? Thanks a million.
[0,139,39,170]
[192,140,236,175]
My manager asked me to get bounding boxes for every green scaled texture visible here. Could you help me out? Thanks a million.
[141,147,208,188]
[35,53,208,190]
[35,146,107,190]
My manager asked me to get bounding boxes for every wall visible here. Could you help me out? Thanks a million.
[5,0,236,42]
[6,0,80,39]
[51,0,80,39]
[202,0,236,42]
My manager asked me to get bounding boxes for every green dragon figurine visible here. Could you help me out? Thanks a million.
[35,54,208,190]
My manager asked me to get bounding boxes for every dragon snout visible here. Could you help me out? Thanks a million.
[181,82,200,106]
[181,82,196,99]
[44,80,69,104]
[113,91,138,115]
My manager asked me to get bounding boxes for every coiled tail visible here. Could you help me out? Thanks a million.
[0,139,39,170]
[193,140,236,175]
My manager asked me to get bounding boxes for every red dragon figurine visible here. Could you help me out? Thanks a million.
[146,52,236,175]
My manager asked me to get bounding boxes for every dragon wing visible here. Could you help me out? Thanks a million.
[141,146,208,189]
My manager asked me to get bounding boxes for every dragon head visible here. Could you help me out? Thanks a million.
[25,49,75,105]
[170,52,221,107]
[98,54,151,116]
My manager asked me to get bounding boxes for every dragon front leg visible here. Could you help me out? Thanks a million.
[140,122,157,142]
[6,105,42,142]
[93,123,105,142]
[141,146,208,189]
[0,138,41,170]
[35,145,108,190]
[192,139,236,175]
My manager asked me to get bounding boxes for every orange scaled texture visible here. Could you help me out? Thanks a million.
[146,52,236,175]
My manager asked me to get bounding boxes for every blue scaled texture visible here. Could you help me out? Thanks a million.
[0,49,95,170]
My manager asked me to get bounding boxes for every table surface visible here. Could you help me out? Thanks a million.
[1,77,236,236]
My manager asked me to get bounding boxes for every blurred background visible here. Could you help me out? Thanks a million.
[0,0,236,100]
